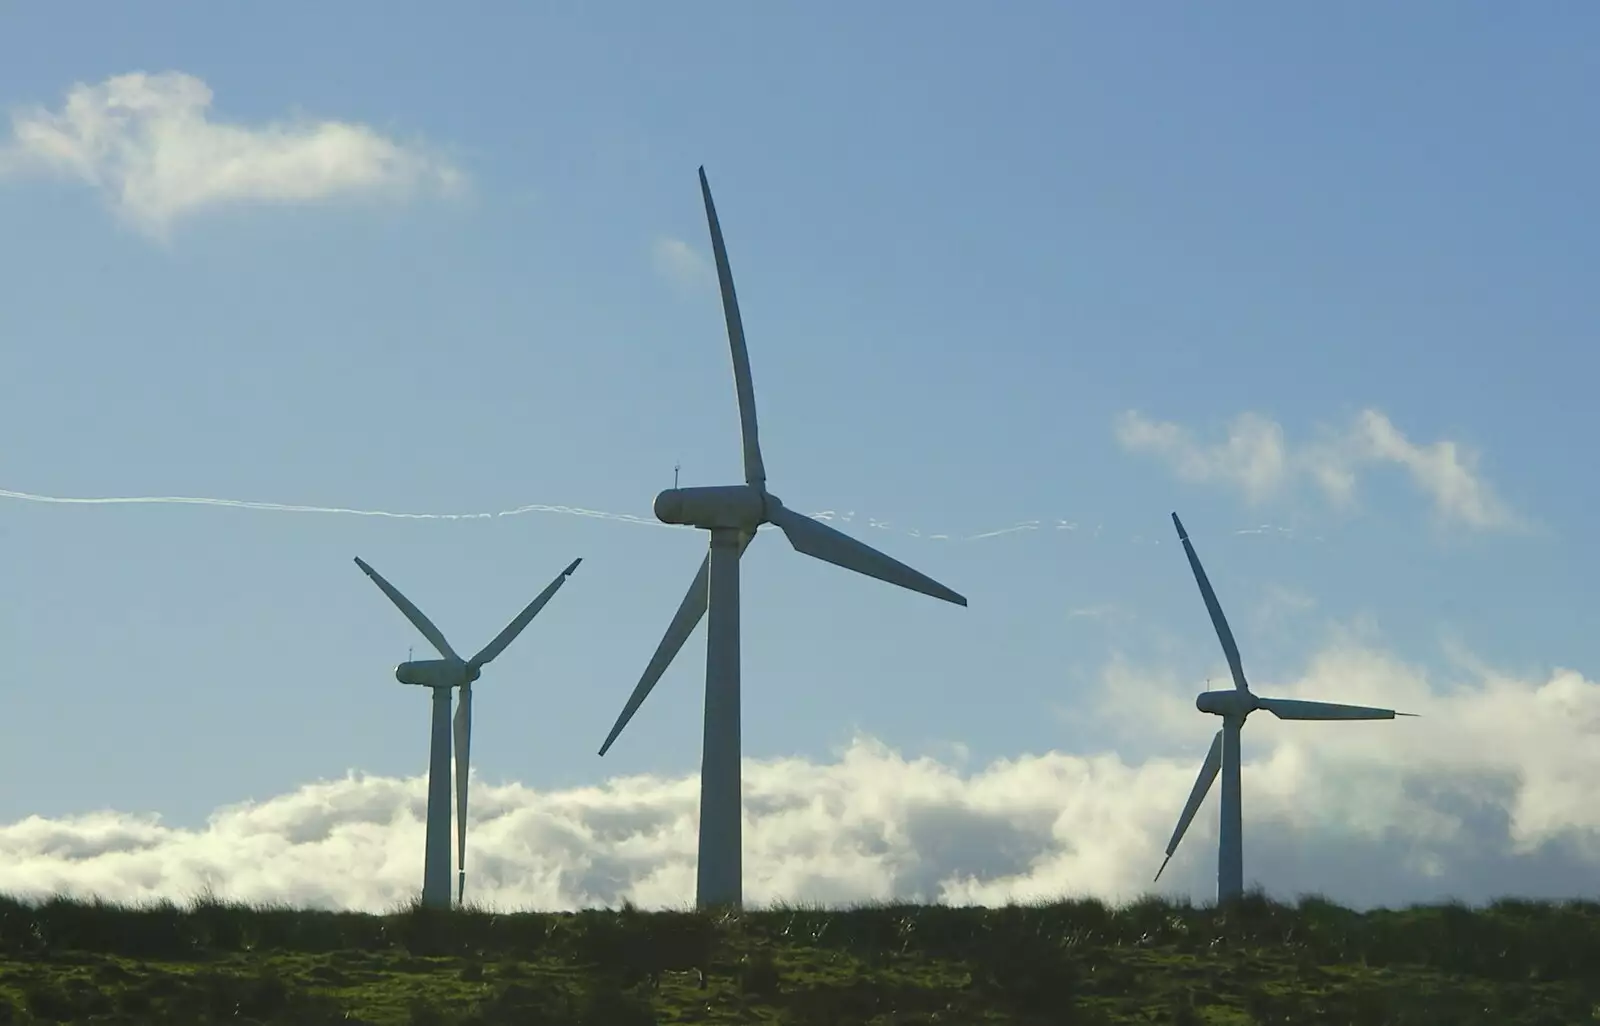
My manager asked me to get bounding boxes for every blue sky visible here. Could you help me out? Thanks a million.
[2,4,1599,910]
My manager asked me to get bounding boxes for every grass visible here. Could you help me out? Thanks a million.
[0,890,1597,1024]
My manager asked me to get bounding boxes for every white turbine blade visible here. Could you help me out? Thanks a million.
[353,557,460,662]
[1155,729,1223,883]
[1256,696,1414,721]
[1171,513,1248,692]
[598,533,756,757]
[768,503,967,607]
[453,682,471,906]
[469,558,582,670]
[598,558,706,756]
[699,166,766,489]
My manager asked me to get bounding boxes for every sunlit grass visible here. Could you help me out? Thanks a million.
[0,889,1596,1023]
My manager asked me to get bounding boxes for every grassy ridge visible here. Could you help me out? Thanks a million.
[0,891,1597,1024]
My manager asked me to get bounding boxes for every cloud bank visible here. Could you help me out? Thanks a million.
[4,641,1597,913]
[1115,409,1519,530]
[0,71,461,237]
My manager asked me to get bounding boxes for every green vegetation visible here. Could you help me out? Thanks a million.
[0,890,1597,1024]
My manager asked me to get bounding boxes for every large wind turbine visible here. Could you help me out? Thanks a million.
[355,555,582,909]
[597,167,967,911]
[1155,512,1414,904]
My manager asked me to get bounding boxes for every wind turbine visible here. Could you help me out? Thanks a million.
[354,555,582,909]
[1155,512,1414,904]
[597,167,967,911]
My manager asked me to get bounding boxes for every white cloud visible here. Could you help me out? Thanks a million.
[0,71,462,237]
[4,640,1599,913]
[1113,411,1288,503]
[1250,584,1318,636]
[1115,408,1520,530]
[1342,409,1517,531]
[652,236,715,290]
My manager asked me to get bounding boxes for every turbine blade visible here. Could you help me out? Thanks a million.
[1171,513,1248,692]
[469,557,583,669]
[768,503,967,607]
[353,557,460,662]
[1255,697,1410,721]
[1155,729,1223,881]
[599,558,707,756]
[598,533,756,756]
[453,682,472,906]
[699,166,766,489]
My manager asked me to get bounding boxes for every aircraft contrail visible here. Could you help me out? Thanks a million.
[0,487,1307,545]
[0,488,670,527]
[968,521,1042,540]
[0,488,1006,539]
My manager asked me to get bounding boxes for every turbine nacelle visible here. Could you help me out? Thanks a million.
[653,484,772,530]
[1196,689,1256,718]
[394,659,475,689]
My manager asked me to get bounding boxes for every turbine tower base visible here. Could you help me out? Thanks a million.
[696,528,744,911]
[421,685,455,910]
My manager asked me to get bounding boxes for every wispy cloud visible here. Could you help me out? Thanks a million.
[1115,411,1289,504]
[1115,409,1520,531]
[651,236,715,290]
[4,641,1598,912]
[1250,583,1318,635]
[1337,409,1518,531]
[0,71,462,238]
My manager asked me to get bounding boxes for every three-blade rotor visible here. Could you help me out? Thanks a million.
[1154,514,1413,883]
[598,167,966,757]
[355,555,583,903]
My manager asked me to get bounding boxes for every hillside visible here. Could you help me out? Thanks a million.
[0,891,1595,1024]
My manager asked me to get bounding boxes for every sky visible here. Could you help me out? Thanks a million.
[2,3,1600,913]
